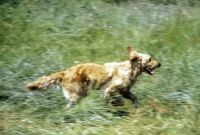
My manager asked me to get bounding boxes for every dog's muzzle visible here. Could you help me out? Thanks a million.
[157,63,161,68]
[144,62,161,75]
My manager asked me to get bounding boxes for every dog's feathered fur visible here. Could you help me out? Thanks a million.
[26,46,161,109]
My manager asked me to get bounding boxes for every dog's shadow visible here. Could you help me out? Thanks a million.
[104,107,130,117]
[112,110,129,117]
[60,109,130,124]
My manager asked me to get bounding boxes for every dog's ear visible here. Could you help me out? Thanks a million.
[127,46,134,53]
[128,55,138,61]
[127,46,138,54]
[127,46,140,61]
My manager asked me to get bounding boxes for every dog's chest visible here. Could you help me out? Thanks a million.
[118,68,131,78]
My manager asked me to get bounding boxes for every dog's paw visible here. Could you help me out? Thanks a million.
[100,91,108,98]
[100,88,110,98]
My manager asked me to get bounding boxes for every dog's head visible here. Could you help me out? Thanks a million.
[127,46,161,75]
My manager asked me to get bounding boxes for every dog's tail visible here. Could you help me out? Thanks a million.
[26,71,64,91]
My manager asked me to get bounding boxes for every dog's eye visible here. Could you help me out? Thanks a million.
[149,58,152,62]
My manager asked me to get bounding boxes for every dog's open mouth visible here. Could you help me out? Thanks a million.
[144,66,154,75]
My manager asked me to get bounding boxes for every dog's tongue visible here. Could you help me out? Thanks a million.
[146,67,154,74]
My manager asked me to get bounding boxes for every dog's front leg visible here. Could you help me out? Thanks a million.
[102,79,123,98]
[122,91,138,110]
[102,87,125,106]
[111,96,125,106]
[102,87,120,98]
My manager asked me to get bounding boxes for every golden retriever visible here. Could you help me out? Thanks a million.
[26,46,161,110]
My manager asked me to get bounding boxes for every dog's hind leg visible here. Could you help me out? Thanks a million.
[62,89,73,109]
[62,80,87,110]
[122,91,138,110]
[62,88,82,110]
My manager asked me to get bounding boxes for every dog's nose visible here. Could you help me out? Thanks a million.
[157,63,161,67]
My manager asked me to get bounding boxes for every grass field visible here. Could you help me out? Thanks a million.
[0,0,200,134]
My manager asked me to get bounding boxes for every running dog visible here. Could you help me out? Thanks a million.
[26,46,161,110]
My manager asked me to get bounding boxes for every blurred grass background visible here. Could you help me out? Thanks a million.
[0,0,200,134]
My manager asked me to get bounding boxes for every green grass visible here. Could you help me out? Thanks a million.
[0,0,200,134]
